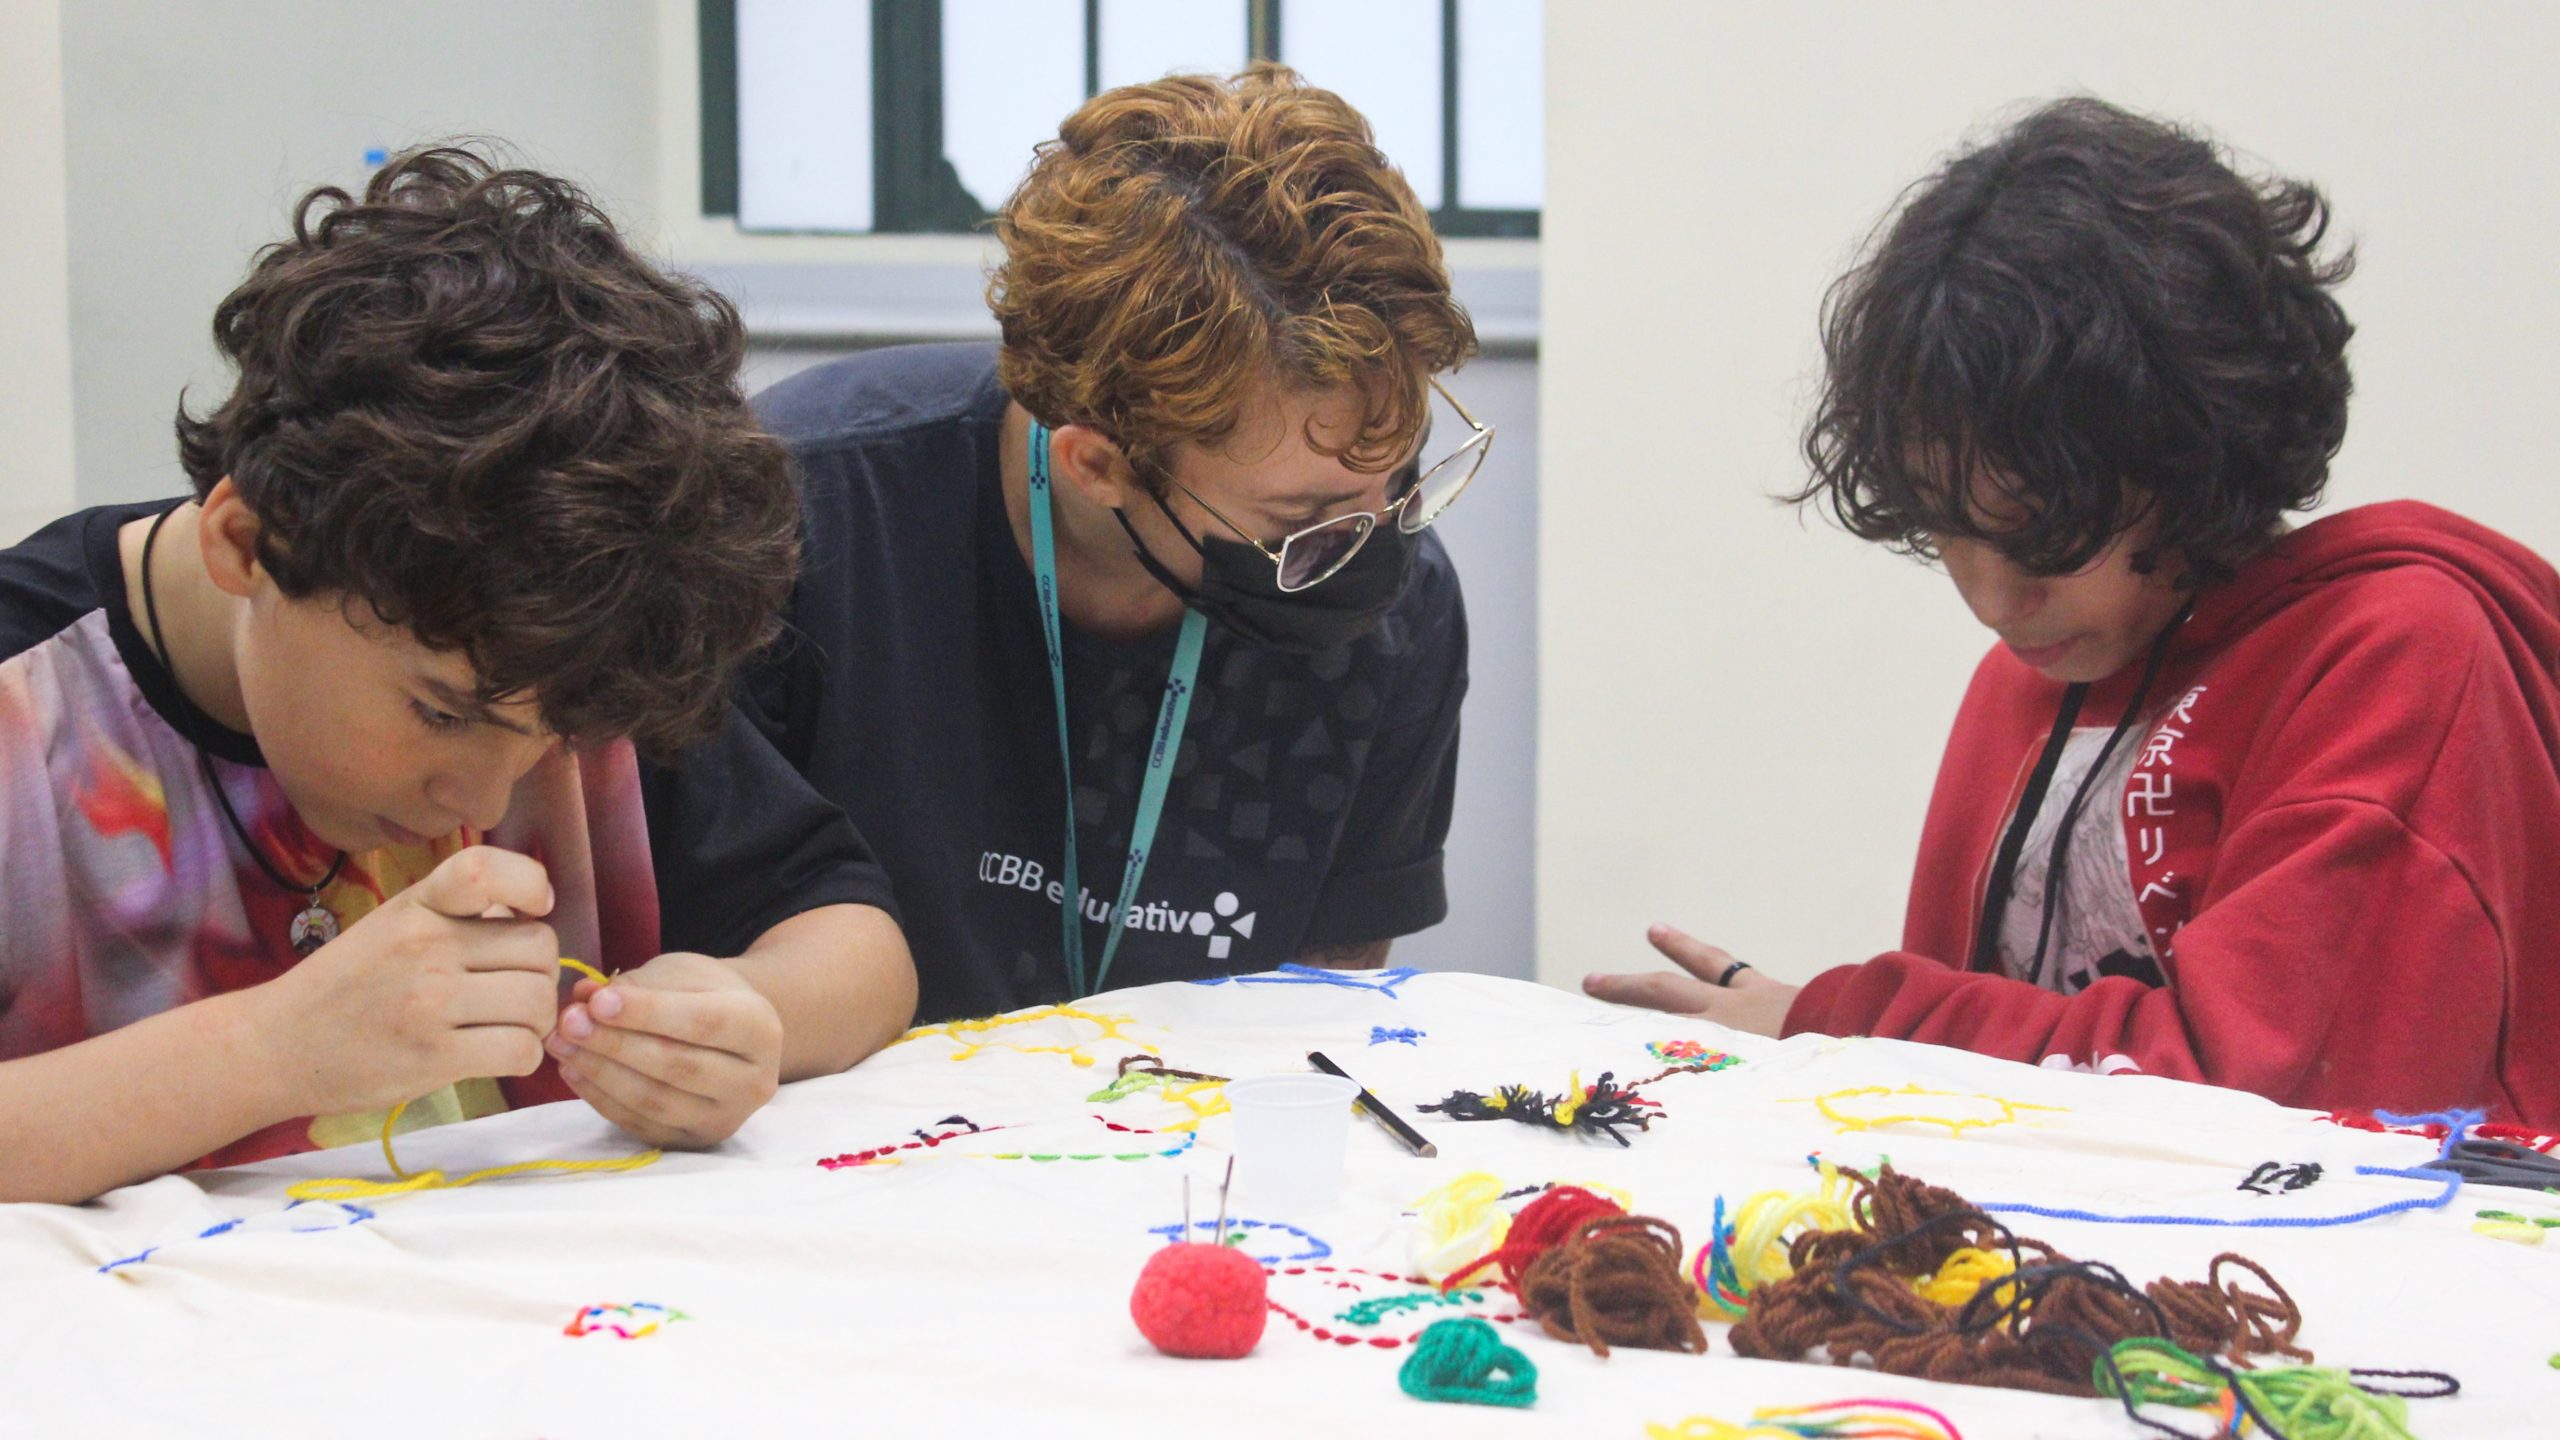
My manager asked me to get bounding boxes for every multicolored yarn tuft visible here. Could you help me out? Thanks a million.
[565,1302,688,1339]
[1419,1071,1661,1146]
[1630,1040,1744,1088]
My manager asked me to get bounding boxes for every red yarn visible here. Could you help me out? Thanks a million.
[1130,1244,1269,1359]
[2322,1109,2560,1153]
[1439,1185,1627,1294]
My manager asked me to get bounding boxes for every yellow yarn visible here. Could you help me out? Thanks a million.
[1648,1419,1798,1440]
[1702,1160,1859,1318]
[1551,1071,1586,1127]
[1808,1083,2064,1135]
[1915,1246,2020,1307]
[896,1004,1141,1067]
[1649,1405,1956,1440]
[1410,1172,1514,1283]
[1084,1068,1230,1131]
[283,958,660,1202]
[2474,1217,2550,1246]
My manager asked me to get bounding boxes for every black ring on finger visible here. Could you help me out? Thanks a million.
[1716,959,1752,987]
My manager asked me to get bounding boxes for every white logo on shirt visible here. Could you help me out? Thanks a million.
[974,851,1256,958]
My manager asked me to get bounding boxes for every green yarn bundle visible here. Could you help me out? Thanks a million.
[2098,1337,2420,1440]
[1399,1317,1538,1408]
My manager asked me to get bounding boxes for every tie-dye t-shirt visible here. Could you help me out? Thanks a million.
[0,502,886,1168]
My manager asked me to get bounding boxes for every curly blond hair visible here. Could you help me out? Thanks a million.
[991,63,1475,481]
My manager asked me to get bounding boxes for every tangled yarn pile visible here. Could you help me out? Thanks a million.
[1729,1165,2315,1397]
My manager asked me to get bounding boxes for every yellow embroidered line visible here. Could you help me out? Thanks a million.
[1804,1083,2065,1136]
[284,958,660,1203]
[895,1004,1141,1068]
[1085,1070,1230,1131]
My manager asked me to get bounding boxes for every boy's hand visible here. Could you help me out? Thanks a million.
[1580,923,1803,1038]
[548,953,783,1148]
[258,846,561,1116]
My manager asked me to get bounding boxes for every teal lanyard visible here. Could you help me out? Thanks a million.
[1026,420,1207,998]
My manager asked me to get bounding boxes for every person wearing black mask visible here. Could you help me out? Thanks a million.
[707,66,1488,1023]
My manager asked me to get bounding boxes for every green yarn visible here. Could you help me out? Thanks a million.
[1339,1290,1482,1327]
[2097,1338,2416,1440]
[1399,1317,1537,1408]
[2477,1208,2560,1228]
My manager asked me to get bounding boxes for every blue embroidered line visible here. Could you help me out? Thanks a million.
[97,1200,377,1274]
[1191,964,1421,997]
[1982,1108,2480,1229]
[1371,1026,1425,1046]
[1148,1216,1335,1264]
[1984,1164,2461,1228]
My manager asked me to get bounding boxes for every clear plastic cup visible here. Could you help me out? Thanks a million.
[1222,1073,1360,1216]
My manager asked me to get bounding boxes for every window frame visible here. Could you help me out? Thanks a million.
[699,0,1540,238]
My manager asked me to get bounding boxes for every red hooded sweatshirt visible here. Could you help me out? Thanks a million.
[1784,501,2560,1125]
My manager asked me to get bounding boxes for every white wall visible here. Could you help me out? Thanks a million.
[1537,3,2560,990]
[0,0,78,545]
[58,0,659,508]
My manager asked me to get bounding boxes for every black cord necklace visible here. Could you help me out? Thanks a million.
[139,505,348,955]
[1970,600,2195,986]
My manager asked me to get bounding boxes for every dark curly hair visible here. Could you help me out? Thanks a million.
[175,145,795,758]
[1795,97,2356,583]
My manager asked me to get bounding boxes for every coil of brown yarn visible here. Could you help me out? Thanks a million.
[1516,1214,1710,1358]
[1726,1166,2309,1398]
[2145,1252,2311,1364]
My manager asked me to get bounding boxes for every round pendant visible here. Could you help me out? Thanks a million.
[289,902,340,956]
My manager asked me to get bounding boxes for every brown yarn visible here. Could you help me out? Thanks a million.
[2145,1253,2312,1365]
[1725,1166,2310,1398]
[1515,1215,1709,1358]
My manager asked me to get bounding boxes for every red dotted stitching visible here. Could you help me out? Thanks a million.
[817,1120,1006,1169]
[1263,1264,1526,1350]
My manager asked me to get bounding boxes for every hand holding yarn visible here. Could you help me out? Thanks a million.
[256,845,563,1117]
[547,950,784,1148]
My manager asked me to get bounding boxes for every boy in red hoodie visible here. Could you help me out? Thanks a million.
[1585,98,2560,1127]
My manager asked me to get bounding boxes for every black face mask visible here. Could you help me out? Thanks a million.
[1113,490,1415,655]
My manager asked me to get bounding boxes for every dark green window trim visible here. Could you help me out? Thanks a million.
[702,0,1538,238]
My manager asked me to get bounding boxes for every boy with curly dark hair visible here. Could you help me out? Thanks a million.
[0,147,915,1203]
[1588,99,2560,1125]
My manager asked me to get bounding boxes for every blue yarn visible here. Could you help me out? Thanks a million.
[1190,964,1420,997]
[1147,1216,1333,1264]
[1984,1163,2462,1229]
[2372,1108,2486,1154]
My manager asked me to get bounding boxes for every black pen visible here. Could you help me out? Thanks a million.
[1307,1050,1438,1158]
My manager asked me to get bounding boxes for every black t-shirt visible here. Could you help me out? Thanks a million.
[744,344,1469,1023]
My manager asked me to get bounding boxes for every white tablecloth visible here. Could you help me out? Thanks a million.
[5,970,2550,1437]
